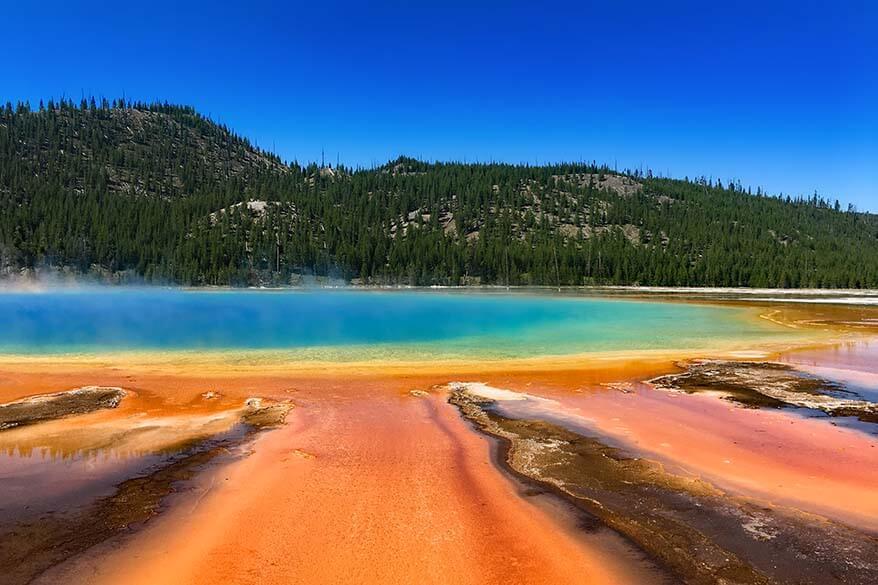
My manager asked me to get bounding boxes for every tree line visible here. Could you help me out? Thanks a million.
[1,100,877,288]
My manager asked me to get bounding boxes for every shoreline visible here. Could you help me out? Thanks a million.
[3,282,878,294]
[2,282,878,310]
[0,341,828,384]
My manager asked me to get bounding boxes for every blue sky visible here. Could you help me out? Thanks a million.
[2,1,875,209]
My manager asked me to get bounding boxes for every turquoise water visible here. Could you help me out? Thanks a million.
[0,289,787,359]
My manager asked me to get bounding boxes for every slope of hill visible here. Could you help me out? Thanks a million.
[1,100,877,287]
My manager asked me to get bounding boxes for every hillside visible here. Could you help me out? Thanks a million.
[1,99,877,287]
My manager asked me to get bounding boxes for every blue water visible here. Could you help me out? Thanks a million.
[0,289,788,359]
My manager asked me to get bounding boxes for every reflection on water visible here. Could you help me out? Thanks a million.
[0,402,250,525]
[0,448,169,522]
[780,340,878,400]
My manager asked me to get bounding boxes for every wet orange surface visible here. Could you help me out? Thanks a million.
[548,384,878,530]
[36,389,659,585]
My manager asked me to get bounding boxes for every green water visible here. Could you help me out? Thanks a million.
[0,289,790,360]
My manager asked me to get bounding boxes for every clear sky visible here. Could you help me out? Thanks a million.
[2,1,875,209]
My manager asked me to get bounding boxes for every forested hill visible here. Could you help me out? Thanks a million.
[1,99,877,288]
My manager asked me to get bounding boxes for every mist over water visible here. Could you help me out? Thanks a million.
[0,289,789,358]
